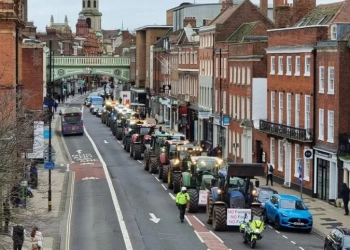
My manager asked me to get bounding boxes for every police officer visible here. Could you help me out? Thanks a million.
[176,187,190,223]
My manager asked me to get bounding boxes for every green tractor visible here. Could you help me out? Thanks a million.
[181,156,226,213]
[113,110,136,140]
[206,163,265,231]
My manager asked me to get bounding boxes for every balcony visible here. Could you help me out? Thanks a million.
[259,120,313,142]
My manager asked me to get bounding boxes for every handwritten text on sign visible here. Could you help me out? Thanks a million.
[226,209,251,226]
[198,190,208,205]
[71,153,98,163]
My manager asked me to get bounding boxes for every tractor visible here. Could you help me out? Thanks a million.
[112,109,135,139]
[101,101,116,126]
[122,119,146,152]
[181,156,226,213]
[206,163,264,231]
[130,123,156,160]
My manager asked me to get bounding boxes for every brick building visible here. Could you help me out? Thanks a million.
[76,14,101,56]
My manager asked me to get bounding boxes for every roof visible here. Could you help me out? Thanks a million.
[294,1,344,27]
[277,194,301,200]
[135,25,172,31]
[227,21,260,42]
[210,6,239,25]
[101,29,119,39]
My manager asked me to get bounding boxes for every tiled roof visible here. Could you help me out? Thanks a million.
[101,29,119,38]
[227,21,259,42]
[210,6,239,25]
[294,1,344,27]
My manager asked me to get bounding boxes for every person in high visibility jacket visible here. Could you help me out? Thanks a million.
[176,187,190,223]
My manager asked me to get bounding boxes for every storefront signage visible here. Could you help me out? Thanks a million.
[315,150,332,158]
[222,115,231,126]
[198,111,210,119]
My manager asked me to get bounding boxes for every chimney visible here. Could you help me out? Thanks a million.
[293,0,316,25]
[275,3,293,28]
[226,0,233,7]
[273,0,284,21]
[221,0,226,11]
[183,17,196,28]
[260,0,268,17]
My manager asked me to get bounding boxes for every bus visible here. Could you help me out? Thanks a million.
[59,107,84,136]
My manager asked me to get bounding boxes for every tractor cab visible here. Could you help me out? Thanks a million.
[128,102,146,118]
[133,123,156,144]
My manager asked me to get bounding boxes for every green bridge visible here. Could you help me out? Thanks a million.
[51,56,130,81]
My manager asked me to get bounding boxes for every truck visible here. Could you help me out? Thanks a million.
[129,123,156,160]
[206,163,264,231]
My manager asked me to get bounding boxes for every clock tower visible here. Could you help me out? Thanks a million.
[79,0,102,32]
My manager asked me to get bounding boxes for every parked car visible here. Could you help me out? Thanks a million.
[252,187,278,209]
[324,228,350,250]
[264,194,313,233]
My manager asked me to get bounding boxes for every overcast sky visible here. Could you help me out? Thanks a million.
[28,0,339,33]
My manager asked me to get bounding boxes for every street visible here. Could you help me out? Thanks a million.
[63,98,325,250]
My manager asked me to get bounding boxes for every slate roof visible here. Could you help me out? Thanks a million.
[294,1,344,27]
[210,6,239,25]
[101,29,119,38]
[227,21,260,42]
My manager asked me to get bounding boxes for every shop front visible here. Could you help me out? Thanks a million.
[199,111,212,150]
[313,147,338,201]
[341,159,350,193]
[213,115,228,158]
[178,106,188,138]
[158,97,170,125]
[150,96,160,117]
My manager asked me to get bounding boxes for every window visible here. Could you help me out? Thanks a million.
[270,56,275,75]
[294,144,300,177]
[215,57,219,77]
[234,67,237,84]
[229,95,232,116]
[194,52,197,64]
[236,132,240,157]
[303,147,310,181]
[179,53,182,64]
[287,93,292,126]
[182,52,185,64]
[215,90,218,112]
[328,67,335,94]
[295,56,300,76]
[237,96,240,120]
[223,91,227,113]
[93,0,96,8]
[83,0,85,8]
[247,68,251,85]
[305,95,310,130]
[233,95,236,118]
[190,52,193,64]
[319,66,325,93]
[232,132,236,156]
[278,92,283,124]
[304,56,311,76]
[242,67,245,85]
[224,58,227,79]
[238,67,241,84]
[87,0,91,7]
[295,94,300,128]
[270,138,275,167]
[230,67,233,83]
[331,24,337,40]
[318,109,324,141]
[278,56,283,75]
[241,97,245,120]
[328,110,334,143]
[246,97,251,120]
[278,140,284,171]
[286,56,292,75]
[271,92,275,123]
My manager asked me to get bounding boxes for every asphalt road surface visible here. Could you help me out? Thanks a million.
[63,97,325,250]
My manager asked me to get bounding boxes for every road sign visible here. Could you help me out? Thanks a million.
[44,145,56,161]
[298,159,303,184]
[44,161,55,170]
[44,129,53,139]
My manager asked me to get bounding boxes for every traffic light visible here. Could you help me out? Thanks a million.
[63,85,67,93]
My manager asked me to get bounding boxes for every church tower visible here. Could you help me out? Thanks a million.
[79,0,102,32]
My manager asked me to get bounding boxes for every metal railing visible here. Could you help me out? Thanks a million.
[259,120,313,142]
[52,56,130,66]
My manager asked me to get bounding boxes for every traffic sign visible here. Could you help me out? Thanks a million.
[44,161,55,170]
[44,129,53,139]
[298,159,303,184]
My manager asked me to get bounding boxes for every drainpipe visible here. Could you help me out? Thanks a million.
[211,33,215,145]
[312,48,317,198]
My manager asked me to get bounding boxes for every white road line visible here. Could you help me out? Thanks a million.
[291,241,296,244]
[169,193,176,200]
[161,184,167,190]
[194,230,204,243]
[152,173,154,176]
[209,231,224,243]
[282,235,288,239]
[118,141,121,144]
[185,215,192,226]
[65,171,75,250]
[83,110,133,250]
[155,177,160,182]
[275,230,280,234]
[120,144,123,148]
[268,225,273,229]
[137,160,142,164]
[193,216,205,227]
[299,247,305,250]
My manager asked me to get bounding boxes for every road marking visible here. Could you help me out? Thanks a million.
[299,247,305,250]
[65,171,75,250]
[209,231,224,243]
[291,241,296,244]
[149,213,161,223]
[120,144,123,148]
[104,140,109,144]
[152,173,154,176]
[268,225,273,229]
[155,177,160,182]
[194,230,204,243]
[275,230,280,234]
[193,216,205,227]
[137,160,142,164]
[161,184,167,190]
[62,133,73,163]
[282,235,288,239]
[185,215,192,226]
[169,193,176,200]
[83,107,133,250]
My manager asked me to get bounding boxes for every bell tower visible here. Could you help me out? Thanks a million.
[80,0,102,32]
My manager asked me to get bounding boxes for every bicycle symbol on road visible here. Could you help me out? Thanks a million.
[71,150,98,163]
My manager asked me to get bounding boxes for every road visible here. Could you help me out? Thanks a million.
[63,97,325,250]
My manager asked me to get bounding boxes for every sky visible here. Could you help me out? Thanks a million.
[28,0,338,33]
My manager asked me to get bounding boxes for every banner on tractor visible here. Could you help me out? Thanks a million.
[198,190,208,205]
[227,209,251,226]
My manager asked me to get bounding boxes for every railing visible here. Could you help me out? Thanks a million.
[52,56,130,66]
[259,120,313,142]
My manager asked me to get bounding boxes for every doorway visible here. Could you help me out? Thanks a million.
[317,158,330,200]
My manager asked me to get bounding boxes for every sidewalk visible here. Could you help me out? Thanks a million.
[256,176,350,238]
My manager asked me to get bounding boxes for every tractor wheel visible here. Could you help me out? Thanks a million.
[212,206,227,231]
[126,138,131,152]
[134,145,142,160]
[251,206,263,217]
[130,144,133,157]
[173,173,181,194]
[149,157,158,174]
[167,170,173,189]
[162,166,168,183]
[206,192,213,224]
[112,124,116,135]
[106,119,109,127]
[143,155,149,171]
[188,189,199,213]
[116,128,122,140]
[158,165,163,179]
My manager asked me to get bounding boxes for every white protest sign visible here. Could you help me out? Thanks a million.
[198,190,208,205]
[227,209,251,226]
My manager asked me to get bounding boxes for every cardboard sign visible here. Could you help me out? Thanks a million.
[198,190,208,205]
[226,209,251,226]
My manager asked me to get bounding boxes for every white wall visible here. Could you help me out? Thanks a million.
[252,78,267,129]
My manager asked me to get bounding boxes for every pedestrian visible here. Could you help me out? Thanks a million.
[30,226,43,250]
[340,183,350,215]
[11,224,26,250]
[119,97,122,104]
[57,94,61,103]
[207,146,213,156]
[54,101,58,112]
[11,183,20,207]
[155,114,159,125]
[3,198,10,233]
[30,164,38,189]
[266,162,274,186]
[176,187,190,223]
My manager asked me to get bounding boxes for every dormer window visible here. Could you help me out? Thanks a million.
[331,24,337,40]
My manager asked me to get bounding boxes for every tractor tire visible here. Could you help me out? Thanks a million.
[133,145,142,160]
[212,206,227,231]
[112,124,116,135]
[167,170,173,189]
[149,157,158,174]
[162,166,168,183]
[206,192,213,224]
[130,144,133,157]
[126,138,131,152]
[116,128,122,140]
[158,165,163,179]
[251,206,263,217]
[188,189,199,213]
[143,156,149,171]
[173,173,182,194]
[106,119,109,127]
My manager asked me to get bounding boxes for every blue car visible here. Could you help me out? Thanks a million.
[264,194,313,233]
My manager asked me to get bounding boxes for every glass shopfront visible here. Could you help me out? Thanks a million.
[203,120,213,144]
[317,158,330,200]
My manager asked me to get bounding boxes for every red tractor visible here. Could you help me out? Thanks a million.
[130,123,156,160]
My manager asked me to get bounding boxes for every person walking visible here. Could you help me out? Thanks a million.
[54,101,58,112]
[30,164,38,189]
[11,224,26,250]
[266,162,274,186]
[176,187,190,223]
[3,198,10,233]
[340,183,350,215]
[30,226,43,250]
[57,94,61,103]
